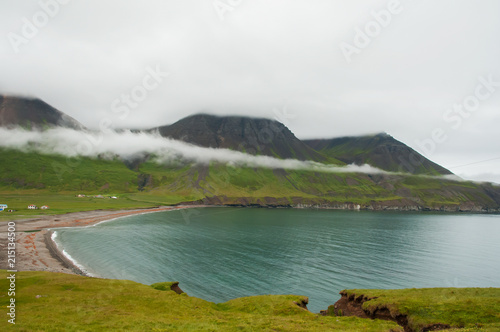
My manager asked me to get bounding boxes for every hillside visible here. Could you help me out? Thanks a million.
[150,113,336,163]
[1,147,499,212]
[0,95,84,130]
[304,133,451,175]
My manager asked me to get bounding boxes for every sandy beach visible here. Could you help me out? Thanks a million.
[0,206,200,275]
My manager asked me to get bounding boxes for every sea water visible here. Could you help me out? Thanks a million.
[53,207,500,312]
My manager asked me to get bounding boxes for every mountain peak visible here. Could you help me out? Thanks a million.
[0,95,85,130]
[304,134,452,175]
[150,113,334,162]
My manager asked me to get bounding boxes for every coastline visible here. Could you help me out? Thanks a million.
[44,230,88,276]
[0,205,206,276]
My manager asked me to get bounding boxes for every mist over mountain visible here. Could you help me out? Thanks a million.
[0,126,385,175]
[0,95,457,176]
[304,133,452,176]
[150,114,332,163]
[0,95,85,130]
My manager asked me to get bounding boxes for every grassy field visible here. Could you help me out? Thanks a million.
[330,288,500,331]
[2,271,499,331]
[0,270,400,331]
[0,191,160,221]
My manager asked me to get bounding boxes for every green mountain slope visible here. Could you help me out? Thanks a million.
[304,133,451,175]
[0,147,138,192]
[1,147,499,212]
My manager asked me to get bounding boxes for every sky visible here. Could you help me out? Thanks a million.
[1,0,499,183]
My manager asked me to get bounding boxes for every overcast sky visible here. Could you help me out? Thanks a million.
[1,0,499,183]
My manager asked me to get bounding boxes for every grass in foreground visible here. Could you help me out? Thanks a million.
[336,288,500,331]
[0,270,400,331]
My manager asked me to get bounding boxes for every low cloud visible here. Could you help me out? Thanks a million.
[0,127,387,174]
[457,173,500,185]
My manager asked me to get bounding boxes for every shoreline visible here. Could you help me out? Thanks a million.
[0,205,207,276]
[44,230,89,276]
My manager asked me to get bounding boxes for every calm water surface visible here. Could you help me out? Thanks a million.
[54,208,500,312]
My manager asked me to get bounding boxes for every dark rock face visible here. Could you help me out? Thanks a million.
[0,95,85,130]
[150,113,329,162]
[304,133,452,175]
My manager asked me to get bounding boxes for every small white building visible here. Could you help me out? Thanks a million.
[0,204,8,211]
[28,204,38,210]
[41,205,50,210]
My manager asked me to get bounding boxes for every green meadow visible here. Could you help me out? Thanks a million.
[0,270,399,331]
[2,270,499,331]
[0,191,159,221]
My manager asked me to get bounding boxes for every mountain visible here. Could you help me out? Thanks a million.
[304,133,452,175]
[0,95,451,175]
[150,113,338,163]
[1,97,499,212]
[0,95,85,130]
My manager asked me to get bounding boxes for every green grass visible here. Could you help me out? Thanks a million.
[201,163,398,204]
[0,270,400,331]
[0,147,140,192]
[3,271,499,331]
[339,288,500,331]
[0,191,159,221]
[398,176,498,208]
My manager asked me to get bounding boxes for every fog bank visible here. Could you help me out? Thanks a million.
[0,127,387,174]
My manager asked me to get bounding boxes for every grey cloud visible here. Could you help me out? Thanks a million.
[0,0,499,182]
[0,127,387,174]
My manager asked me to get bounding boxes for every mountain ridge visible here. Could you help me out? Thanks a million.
[0,95,85,130]
[148,113,338,163]
[0,95,450,175]
[304,133,452,175]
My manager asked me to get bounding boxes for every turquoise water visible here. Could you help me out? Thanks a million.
[54,208,500,312]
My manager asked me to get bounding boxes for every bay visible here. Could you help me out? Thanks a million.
[54,207,500,312]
